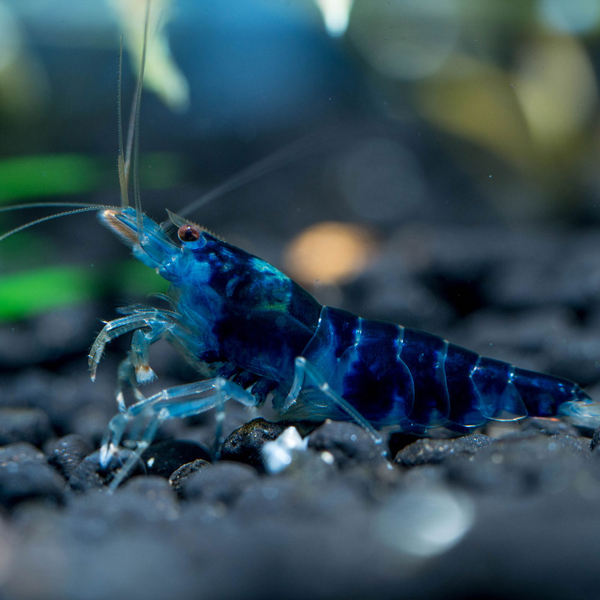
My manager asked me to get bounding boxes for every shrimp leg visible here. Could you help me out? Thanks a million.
[114,325,173,411]
[281,356,382,444]
[89,309,179,379]
[99,377,259,490]
[89,308,201,411]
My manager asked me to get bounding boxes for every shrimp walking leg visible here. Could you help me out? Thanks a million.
[100,377,259,490]
[116,354,148,411]
[282,356,382,444]
[114,325,173,410]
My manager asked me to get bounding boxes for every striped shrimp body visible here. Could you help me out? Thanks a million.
[90,205,598,487]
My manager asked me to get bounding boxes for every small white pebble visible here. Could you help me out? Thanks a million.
[321,451,335,465]
[262,427,307,474]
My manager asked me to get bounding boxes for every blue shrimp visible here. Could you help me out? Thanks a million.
[89,204,599,488]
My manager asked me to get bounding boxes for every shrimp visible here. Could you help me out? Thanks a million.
[90,202,599,488]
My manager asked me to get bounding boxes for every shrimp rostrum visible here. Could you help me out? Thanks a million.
[89,202,600,488]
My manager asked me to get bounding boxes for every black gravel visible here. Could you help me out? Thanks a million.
[180,461,259,504]
[0,443,65,509]
[168,459,211,495]
[45,434,93,479]
[219,417,285,471]
[68,449,145,493]
[308,419,389,469]
[142,439,212,478]
[394,433,494,467]
[0,407,54,447]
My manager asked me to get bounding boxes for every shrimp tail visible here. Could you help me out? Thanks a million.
[559,399,600,430]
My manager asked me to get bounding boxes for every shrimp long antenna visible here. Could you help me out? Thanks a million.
[173,131,352,222]
[133,0,151,243]
[0,202,118,212]
[0,205,116,243]
[117,35,128,208]
[119,1,151,242]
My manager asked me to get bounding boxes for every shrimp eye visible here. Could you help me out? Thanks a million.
[178,224,200,243]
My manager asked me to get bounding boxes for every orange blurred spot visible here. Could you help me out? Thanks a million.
[284,221,376,286]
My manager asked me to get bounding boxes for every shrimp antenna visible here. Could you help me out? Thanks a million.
[172,128,374,226]
[0,3,152,247]
[0,202,118,213]
[133,0,151,243]
[0,204,116,243]
[117,35,128,208]
[119,0,151,241]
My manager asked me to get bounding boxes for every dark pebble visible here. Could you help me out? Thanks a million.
[168,459,210,495]
[45,434,93,479]
[235,467,370,522]
[180,461,258,505]
[0,304,98,368]
[220,418,284,471]
[0,441,46,464]
[115,476,180,522]
[308,420,388,468]
[142,439,211,478]
[394,434,493,467]
[235,477,309,519]
[0,368,113,440]
[445,434,595,495]
[591,427,600,451]
[590,427,600,453]
[66,476,180,528]
[68,449,145,492]
[0,407,54,447]
[0,442,65,508]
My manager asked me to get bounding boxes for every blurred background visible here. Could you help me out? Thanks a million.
[2,0,600,384]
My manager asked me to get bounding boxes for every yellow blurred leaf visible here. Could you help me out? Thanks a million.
[513,35,597,152]
[415,55,533,169]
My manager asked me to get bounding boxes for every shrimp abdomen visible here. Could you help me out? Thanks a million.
[300,306,591,431]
